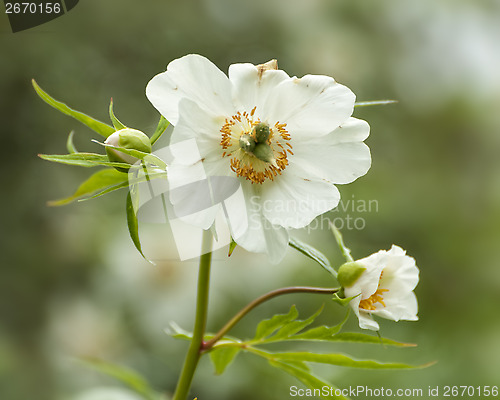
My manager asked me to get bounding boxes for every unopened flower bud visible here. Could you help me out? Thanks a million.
[337,262,366,288]
[253,122,270,143]
[105,128,152,172]
[239,133,256,153]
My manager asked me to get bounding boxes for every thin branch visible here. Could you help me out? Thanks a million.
[202,286,339,351]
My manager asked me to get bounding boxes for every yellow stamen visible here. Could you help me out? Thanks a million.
[219,107,292,184]
[359,288,389,311]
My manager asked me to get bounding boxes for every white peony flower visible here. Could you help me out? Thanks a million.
[146,55,371,262]
[340,245,419,331]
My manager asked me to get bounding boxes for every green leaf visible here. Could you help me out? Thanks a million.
[32,79,115,138]
[126,191,153,264]
[150,116,170,145]
[289,237,337,278]
[209,347,241,375]
[166,322,193,341]
[80,358,160,400]
[290,312,349,341]
[109,99,127,130]
[93,140,167,170]
[354,100,398,107]
[39,152,132,169]
[48,168,127,206]
[66,131,78,154]
[325,332,416,347]
[272,352,423,369]
[267,306,323,342]
[253,305,298,340]
[82,180,131,201]
[83,170,167,202]
[291,325,344,341]
[269,360,348,400]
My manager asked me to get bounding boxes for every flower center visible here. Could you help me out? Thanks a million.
[359,288,389,311]
[220,106,293,184]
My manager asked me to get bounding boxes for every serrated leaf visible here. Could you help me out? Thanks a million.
[290,311,349,341]
[93,140,167,170]
[150,116,170,145]
[290,325,343,341]
[126,191,153,265]
[289,237,337,278]
[253,305,298,340]
[269,360,348,400]
[209,346,241,375]
[32,79,115,138]
[39,152,132,169]
[326,332,416,347]
[66,131,78,154]
[268,306,323,342]
[354,100,398,107]
[109,99,127,130]
[80,358,159,400]
[48,168,127,206]
[272,352,423,369]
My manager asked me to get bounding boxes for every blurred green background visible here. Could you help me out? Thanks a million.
[1,0,500,399]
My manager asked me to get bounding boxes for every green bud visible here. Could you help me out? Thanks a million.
[105,128,152,172]
[239,134,256,153]
[253,122,270,143]
[337,262,366,288]
[252,142,275,164]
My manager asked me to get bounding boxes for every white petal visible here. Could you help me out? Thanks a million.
[228,63,290,112]
[262,74,355,138]
[260,165,340,229]
[291,118,371,184]
[387,244,406,256]
[357,310,380,331]
[347,292,380,330]
[344,257,384,300]
[235,181,289,263]
[146,54,234,125]
[171,99,231,167]
[380,246,419,294]
[373,292,418,322]
[327,116,370,143]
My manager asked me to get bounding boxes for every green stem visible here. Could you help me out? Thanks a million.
[203,286,339,351]
[172,230,213,400]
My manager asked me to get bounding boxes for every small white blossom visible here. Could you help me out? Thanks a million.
[342,245,419,331]
[146,55,371,262]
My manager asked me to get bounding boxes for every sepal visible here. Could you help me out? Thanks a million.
[337,262,366,288]
[32,79,114,138]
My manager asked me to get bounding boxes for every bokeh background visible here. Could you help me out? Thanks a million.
[1,0,500,399]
